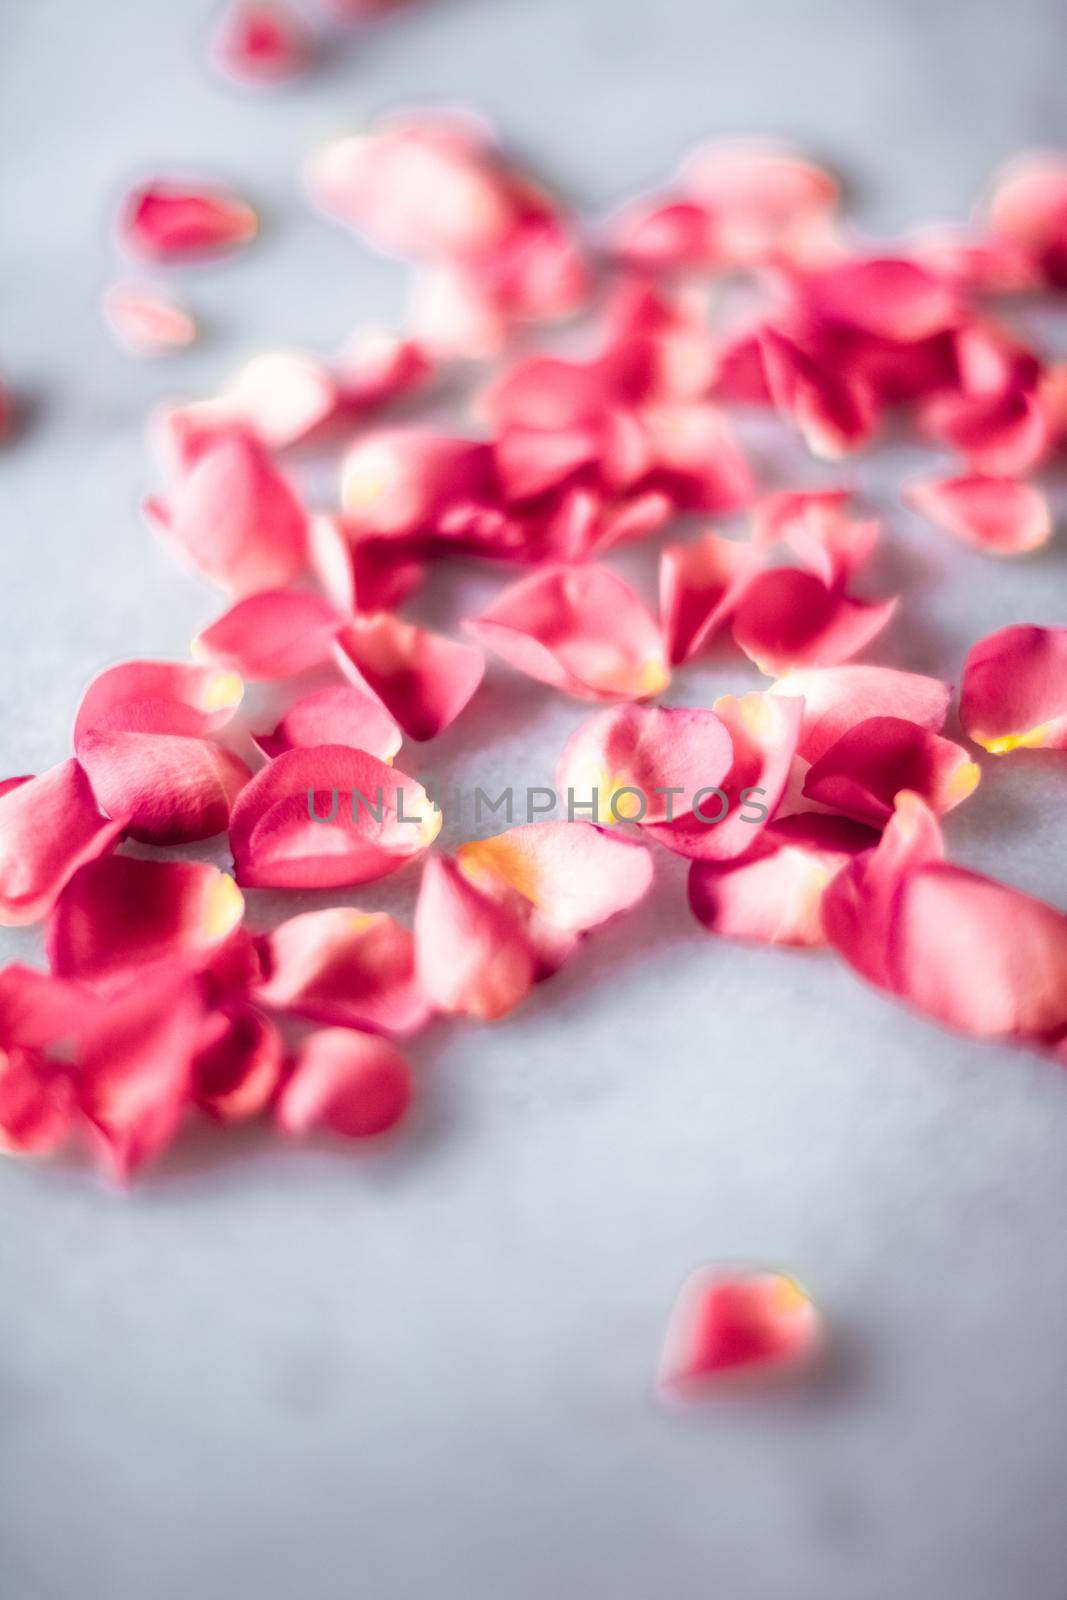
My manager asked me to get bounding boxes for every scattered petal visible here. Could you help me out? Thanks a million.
[253,684,402,762]
[769,664,952,762]
[414,855,535,1020]
[658,1265,821,1398]
[456,820,655,934]
[194,588,343,679]
[118,179,258,261]
[277,1028,413,1139]
[334,615,484,740]
[659,530,762,663]
[211,1,311,84]
[192,1003,284,1121]
[906,473,1051,556]
[555,704,733,827]
[802,716,980,826]
[255,907,430,1034]
[732,567,896,675]
[76,729,252,844]
[0,761,126,926]
[102,282,197,356]
[74,658,244,743]
[960,624,1067,753]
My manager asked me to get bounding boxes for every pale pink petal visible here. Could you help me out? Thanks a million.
[555,704,733,827]
[985,151,1067,287]
[689,813,878,947]
[47,856,245,985]
[334,615,484,740]
[340,429,495,537]
[255,907,429,1035]
[607,196,717,273]
[644,691,802,861]
[76,730,252,845]
[768,665,952,762]
[659,530,762,664]
[228,745,440,890]
[456,820,654,936]
[658,1266,821,1398]
[752,491,877,587]
[640,401,755,512]
[465,564,670,702]
[759,328,877,458]
[74,658,244,743]
[253,684,402,761]
[222,350,338,449]
[0,761,127,926]
[147,432,307,596]
[276,1028,413,1139]
[414,855,535,1020]
[118,180,258,261]
[211,1,311,84]
[194,589,343,679]
[336,327,436,409]
[802,716,980,827]
[679,139,839,265]
[192,1003,283,1121]
[732,568,896,675]
[102,283,197,356]
[906,474,1051,556]
[960,624,1067,753]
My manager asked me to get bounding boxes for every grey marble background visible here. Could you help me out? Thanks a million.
[3,1,1067,1596]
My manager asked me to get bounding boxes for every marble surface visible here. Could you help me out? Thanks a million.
[3,1,1067,1596]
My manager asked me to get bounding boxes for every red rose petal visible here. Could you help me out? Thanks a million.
[801,715,980,827]
[906,473,1051,556]
[194,588,343,679]
[659,530,762,664]
[689,813,878,947]
[47,856,245,985]
[192,1003,284,1121]
[333,615,484,741]
[146,432,307,597]
[769,664,952,763]
[0,761,127,926]
[119,180,258,261]
[759,327,877,459]
[465,564,670,702]
[414,855,535,1020]
[74,658,244,743]
[960,624,1067,753]
[255,907,430,1035]
[253,684,402,762]
[308,514,425,615]
[920,387,1050,476]
[211,1,311,84]
[555,704,733,827]
[732,567,896,676]
[228,745,440,890]
[276,1028,413,1139]
[658,1266,821,1398]
[76,729,253,845]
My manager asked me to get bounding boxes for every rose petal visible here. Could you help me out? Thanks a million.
[807,257,960,343]
[465,564,670,702]
[752,491,877,587]
[194,589,343,679]
[679,139,838,265]
[333,615,484,741]
[769,665,952,762]
[658,1266,821,1398]
[102,282,197,356]
[47,856,245,985]
[0,761,127,926]
[455,819,654,934]
[919,387,1050,476]
[732,567,896,676]
[0,964,89,1050]
[222,350,338,449]
[555,704,733,827]
[276,1028,413,1139]
[985,151,1067,287]
[801,716,980,827]
[211,1,311,84]
[906,474,1051,556]
[76,729,253,845]
[644,691,802,861]
[340,429,495,538]
[74,658,244,743]
[76,971,205,1180]
[253,684,402,762]
[255,907,430,1035]
[308,514,425,615]
[659,530,762,664]
[192,1003,284,1121]
[228,745,440,889]
[336,327,436,410]
[118,180,258,261]
[414,855,535,1020]
[146,432,307,597]
[759,327,877,459]
[689,813,878,947]
[0,1047,75,1156]
[960,624,1067,753]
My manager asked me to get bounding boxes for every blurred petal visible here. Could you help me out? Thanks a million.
[211,1,311,84]
[255,907,430,1035]
[753,490,877,587]
[340,429,494,537]
[277,1028,413,1139]
[960,623,1067,753]
[229,745,440,890]
[47,856,245,985]
[555,704,733,826]
[192,1003,283,1121]
[74,658,244,742]
[222,350,338,449]
[769,664,951,762]
[658,1266,821,1397]
[802,716,980,827]
[659,530,761,663]
[102,282,196,356]
[465,564,669,701]
[334,615,484,740]
[760,327,877,458]
[457,820,654,936]
[679,139,838,265]
[732,567,896,676]
[986,151,1067,287]
[920,387,1050,476]
[906,474,1051,555]
[119,180,257,261]
[253,684,402,761]
[0,761,126,926]
[194,589,342,679]
[0,1047,74,1156]
[414,855,535,1020]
